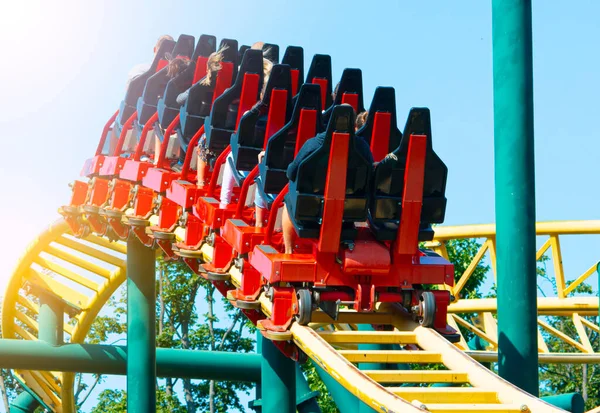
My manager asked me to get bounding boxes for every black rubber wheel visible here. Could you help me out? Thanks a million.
[297,289,312,325]
[419,291,436,328]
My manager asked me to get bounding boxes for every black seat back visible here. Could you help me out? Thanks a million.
[262,43,279,63]
[230,64,293,173]
[116,39,175,129]
[137,34,195,125]
[281,46,304,96]
[178,39,238,140]
[286,105,372,240]
[370,108,448,241]
[259,83,323,196]
[356,86,402,163]
[238,45,250,62]
[205,48,264,155]
[322,68,364,125]
[158,35,217,128]
[305,54,332,111]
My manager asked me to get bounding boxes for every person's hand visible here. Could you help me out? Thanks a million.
[258,150,265,163]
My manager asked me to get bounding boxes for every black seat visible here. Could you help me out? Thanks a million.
[322,68,365,125]
[285,105,373,239]
[305,54,332,111]
[115,39,176,133]
[229,64,293,182]
[175,39,238,162]
[238,45,250,62]
[356,86,402,163]
[369,108,448,241]
[158,34,217,128]
[262,43,279,63]
[137,34,195,126]
[256,83,323,206]
[204,48,264,156]
[281,46,304,97]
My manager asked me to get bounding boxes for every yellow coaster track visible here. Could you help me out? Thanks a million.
[3,219,599,412]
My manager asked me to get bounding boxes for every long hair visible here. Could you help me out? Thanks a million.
[200,44,229,86]
[166,55,190,78]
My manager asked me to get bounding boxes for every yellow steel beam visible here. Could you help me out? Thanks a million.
[26,268,89,309]
[291,324,423,413]
[34,256,100,292]
[449,297,598,314]
[55,236,126,269]
[363,370,469,384]
[419,404,525,413]
[45,245,113,279]
[318,331,418,344]
[338,350,443,364]
[389,308,564,412]
[432,220,600,240]
[466,351,600,364]
[537,319,589,353]
[389,387,499,404]
[564,263,600,296]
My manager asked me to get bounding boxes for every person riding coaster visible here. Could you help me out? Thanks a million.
[230,102,457,342]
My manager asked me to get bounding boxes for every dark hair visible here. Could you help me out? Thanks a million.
[355,111,368,130]
[332,82,340,101]
[166,56,190,78]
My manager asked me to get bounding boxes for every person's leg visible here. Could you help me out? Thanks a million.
[282,205,295,254]
[197,158,208,188]
[254,187,268,228]
[219,154,236,208]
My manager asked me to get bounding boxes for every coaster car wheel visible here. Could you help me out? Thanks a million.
[297,289,313,326]
[419,291,436,328]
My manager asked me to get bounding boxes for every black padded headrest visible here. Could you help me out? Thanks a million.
[306,54,333,109]
[264,83,324,169]
[209,48,263,128]
[123,39,175,107]
[356,86,402,159]
[192,34,217,61]
[331,68,364,110]
[238,45,250,63]
[262,64,292,106]
[262,43,279,64]
[282,46,304,94]
[172,34,195,58]
[296,105,371,194]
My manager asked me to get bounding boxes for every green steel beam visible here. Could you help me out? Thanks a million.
[260,335,295,413]
[314,363,376,413]
[126,236,156,413]
[492,0,539,396]
[542,393,584,413]
[38,293,64,345]
[0,340,261,381]
[295,364,321,413]
[9,392,39,413]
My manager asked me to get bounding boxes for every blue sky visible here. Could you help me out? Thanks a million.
[0,0,599,411]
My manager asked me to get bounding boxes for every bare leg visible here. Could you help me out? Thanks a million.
[282,205,295,254]
[197,157,207,188]
[255,207,267,228]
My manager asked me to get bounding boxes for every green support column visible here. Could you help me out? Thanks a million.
[295,364,321,413]
[492,0,538,395]
[260,335,295,413]
[314,364,376,413]
[126,236,156,413]
[38,293,64,346]
[541,393,584,413]
[9,392,39,413]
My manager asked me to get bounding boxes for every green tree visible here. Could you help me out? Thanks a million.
[91,388,187,413]
[88,257,255,413]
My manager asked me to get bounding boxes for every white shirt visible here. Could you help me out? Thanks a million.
[125,63,151,89]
